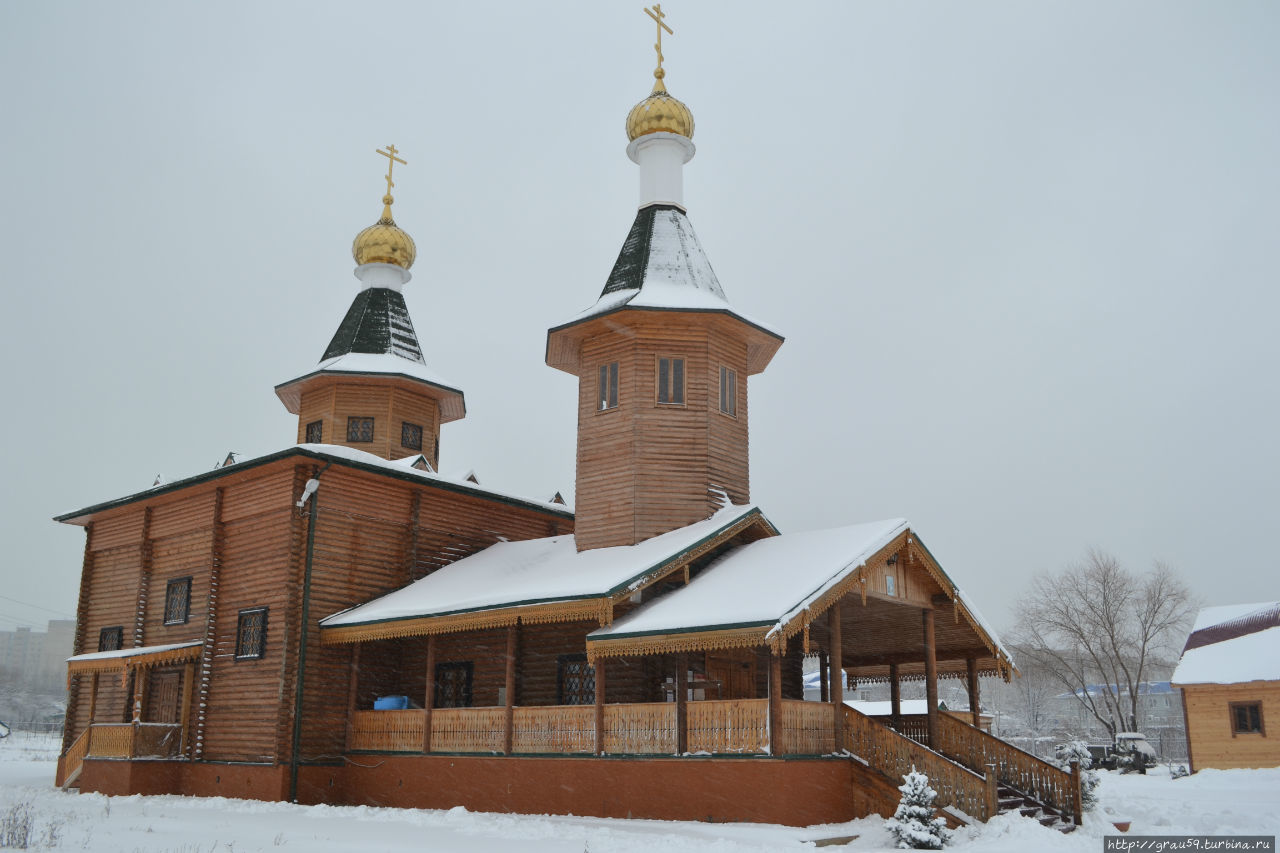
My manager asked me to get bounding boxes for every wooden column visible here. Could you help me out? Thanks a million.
[675,654,688,754]
[889,662,902,731]
[344,643,361,752]
[984,763,999,820]
[966,657,981,728]
[422,635,436,753]
[503,623,517,754]
[923,608,938,749]
[180,662,195,757]
[818,651,829,703]
[87,673,100,725]
[829,602,844,748]
[1069,759,1083,825]
[130,668,144,758]
[594,658,607,756]
[768,650,783,755]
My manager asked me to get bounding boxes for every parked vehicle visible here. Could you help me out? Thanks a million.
[1088,732,1157,772]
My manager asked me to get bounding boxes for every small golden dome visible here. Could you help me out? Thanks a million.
[626,72,694,142]
[352,194,417,269]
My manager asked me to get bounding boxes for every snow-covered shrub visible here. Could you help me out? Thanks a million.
[1169,763,1189,779]
[0,801,32,849]
[885,766,951,849]
[1053,740,1099,811]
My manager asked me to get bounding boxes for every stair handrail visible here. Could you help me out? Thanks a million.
[842,704,992,821]
[58,726,92,788]
[934,712,1078,823]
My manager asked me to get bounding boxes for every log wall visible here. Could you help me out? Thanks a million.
[1182,681,1280,771]
[297,381,443,464]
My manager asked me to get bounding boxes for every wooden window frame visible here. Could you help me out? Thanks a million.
[884,573,896,597]
[234,607,268,660]
[656,355,686,406]
[1229,701,1264,736]
[98,626,123,652]
[401,421,424,451]
[557,654,596,706]
[163,576,192,625]
[597,361,619,412]
[718,365,738,417]
[433,661,474,709]
[346,416,374,443]
[304,420,323,443]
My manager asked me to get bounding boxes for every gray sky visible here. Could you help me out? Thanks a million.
[2,2,1277,636]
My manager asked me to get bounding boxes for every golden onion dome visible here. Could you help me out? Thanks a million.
[352,194,417,269]
[625,70,694,142]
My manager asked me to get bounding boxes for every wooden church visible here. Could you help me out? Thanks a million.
[54,9,1081,829]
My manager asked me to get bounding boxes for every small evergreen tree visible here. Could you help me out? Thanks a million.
[1054,740,1099,812]
[885,766,951,849]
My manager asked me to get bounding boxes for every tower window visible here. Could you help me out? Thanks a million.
[719,366,737,416]
[598,362,619,411]
[558,654,595,705]
[401,421,423,451]
[235,608,268,660]
[657,357,685,405]
[305,420,323,443]
[163,577,191,625]
[1231,702,1263,735]
[98,626,123,652]
[347,417,374,443]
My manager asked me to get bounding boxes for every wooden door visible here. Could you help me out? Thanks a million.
[705,651,757,700]
[146,670,182,723]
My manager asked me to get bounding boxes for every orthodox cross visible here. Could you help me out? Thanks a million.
[376,144,406,195]
[644,4,673,72]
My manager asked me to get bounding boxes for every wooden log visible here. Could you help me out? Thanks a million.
[966,656,981,728]
[923,608,938,749]
[675,654,688,754]
[87,674,99,725]
[180,662,194,757]
[985,763,999,821]
[818,650,829,703]
[1070,759,1083,825]
[346,644,361,752]
[889,662,901,731]
[768,651,782,755]
[503,623,516,754]
[594,658,606,756]
[830,601,844,748]
[423,634,435,753]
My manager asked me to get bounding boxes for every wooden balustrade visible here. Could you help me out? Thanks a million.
[842,705,991,821]
[602,702,677,754]
[59,727,92,786]
[348,710,425,752]
[686,699,769,754]
[779,699,835,755]
[430,707,506,753]
[894,714,930,745]
[512,706,596,754]
[934,713,1077,823]
[88,724,135,758]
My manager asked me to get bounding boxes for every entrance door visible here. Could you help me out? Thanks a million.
[705,650,757,700]
[145,669,182,723]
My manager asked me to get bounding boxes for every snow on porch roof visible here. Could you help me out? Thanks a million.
[66,640,202,673]
[320,503,767,633]
[1172,601,1280,687]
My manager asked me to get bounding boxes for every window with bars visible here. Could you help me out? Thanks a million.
[235,608,268,660]
[163,577,191,625]
[401,421,423,451]
[598,362,619,411]
[98,626,123,652]
[1231,701,1264,735]
[557,654,595,705]
[434,662,474,708]
[347,417,374,442]
[305,420,323,443]
[657,356,685,405]
[719,366,737,416]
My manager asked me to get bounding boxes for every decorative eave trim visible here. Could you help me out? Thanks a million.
[67,642,202,678]
[587,625,772,664]
[320,598,611,645]
[273,368,466,422]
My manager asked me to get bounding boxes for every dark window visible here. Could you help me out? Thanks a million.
[598,362,619,411]
[235,608,268,660]
[163,577,191,625]
[347,417,374,443]
[1231,702,1264,735]
[434,662,474,708]
[557,654,595,705]
[719,366,737,416]
[401,421,423,451]
[98,626,123,652]
[657,357,684,405]
[305,420,323,443]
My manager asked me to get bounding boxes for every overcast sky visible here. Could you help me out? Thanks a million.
[1,2,1276,637]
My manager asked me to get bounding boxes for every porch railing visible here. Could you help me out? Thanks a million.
[686,699,768,754]
[602,702,677,754]
[58,722,184,784]
[349,710,424,752]
[512,706,595,754]
[431,707,505,753]
[778,699,835,755]
[842,705,992,821]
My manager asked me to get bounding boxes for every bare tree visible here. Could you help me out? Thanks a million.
[1013,550,1195,739]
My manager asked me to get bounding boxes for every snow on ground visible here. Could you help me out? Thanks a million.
[1,733,1277,851]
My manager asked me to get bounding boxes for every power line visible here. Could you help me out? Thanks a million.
[0,594,74,619]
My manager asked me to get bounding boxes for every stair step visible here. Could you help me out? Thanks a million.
[1037,815,1060,827]
[1018,807,1040,818]
[998,797,1025,809]
[1056,823,1077,834]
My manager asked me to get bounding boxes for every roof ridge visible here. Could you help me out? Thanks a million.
[1183,603,1280,652]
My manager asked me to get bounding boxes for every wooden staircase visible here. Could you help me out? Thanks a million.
[996,784,1077,833]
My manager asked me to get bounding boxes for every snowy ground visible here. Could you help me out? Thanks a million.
[0,733,1276,851]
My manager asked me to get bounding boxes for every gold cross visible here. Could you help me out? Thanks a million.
[376,144,406,195]
[644,4,673,72]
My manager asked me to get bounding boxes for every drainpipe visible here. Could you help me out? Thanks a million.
[289,463,328,803]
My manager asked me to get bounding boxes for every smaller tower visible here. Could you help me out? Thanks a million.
[275,146,465,467]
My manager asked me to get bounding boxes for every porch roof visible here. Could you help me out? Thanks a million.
[66,640,202,675]
[320,503,771,642]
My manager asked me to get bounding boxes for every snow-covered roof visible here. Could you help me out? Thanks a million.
[274,352,466,422]
[590,519,909,641]
[1173,601,1280,686]
[322,503,764,629]
[67,640,201,664]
